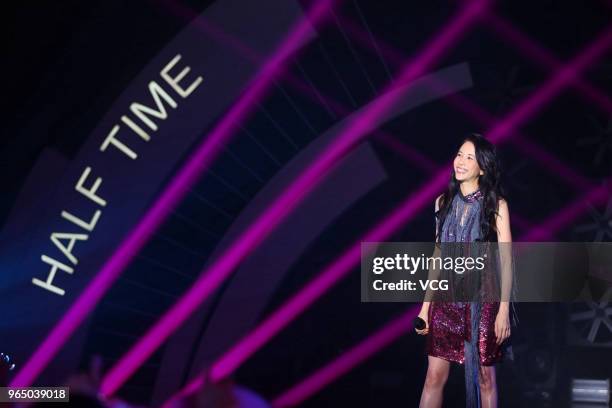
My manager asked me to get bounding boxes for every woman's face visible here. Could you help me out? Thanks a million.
[453,141,483,182]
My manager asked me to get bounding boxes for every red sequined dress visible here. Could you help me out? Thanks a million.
[425,189,504,366]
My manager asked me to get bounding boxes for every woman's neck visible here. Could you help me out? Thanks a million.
[459,180,479,196]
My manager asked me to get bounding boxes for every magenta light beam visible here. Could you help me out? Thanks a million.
[520,180,611,241]
[270,184,612,407]
[100,1,487,396]
[267,184,612,406]
[163,13,612,403]
[156,0,459,174]
[272,307,419,407]
[485,25,612,145]
[483,11,612,116]
[206,171,448,382]
[204,21,612,384]
[434,81,595,190]
[156,0,449,192]
[164,0,542,208]
[11,0,335,388]
[337,12,595,190]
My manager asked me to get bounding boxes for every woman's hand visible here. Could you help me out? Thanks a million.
[415,308,429,335]
[494,308,511,345]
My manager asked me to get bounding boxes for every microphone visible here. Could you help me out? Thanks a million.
[413,316,427,330]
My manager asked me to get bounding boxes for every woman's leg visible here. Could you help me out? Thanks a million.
[419,356,450,408]
[478,365,497,408]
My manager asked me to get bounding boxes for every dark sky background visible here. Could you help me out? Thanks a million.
[3,1,612,406]
[3,1,611,227]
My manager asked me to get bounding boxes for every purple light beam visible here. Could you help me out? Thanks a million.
[271,307,420,407]
[483,11,612,116]
[10,0,336,388]
[267,182,612,406]
[195,21,612,386]
[99,1,488,396]
[337,12,595,190]
[520,180,611,241]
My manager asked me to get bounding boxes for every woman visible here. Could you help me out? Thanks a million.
[415,134,513,408]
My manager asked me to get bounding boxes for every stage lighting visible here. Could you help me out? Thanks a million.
[571,378,610,405]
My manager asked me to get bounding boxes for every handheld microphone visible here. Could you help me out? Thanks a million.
[413,316,426,330]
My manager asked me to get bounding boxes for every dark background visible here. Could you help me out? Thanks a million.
[3,1,612,406]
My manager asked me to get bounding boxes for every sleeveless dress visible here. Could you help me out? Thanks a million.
[425,189,503,365]
[425,189,505,407]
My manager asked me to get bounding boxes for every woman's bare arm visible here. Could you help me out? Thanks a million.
[496,199,512,304]
[495,198,512,344]
[416,195,443,334]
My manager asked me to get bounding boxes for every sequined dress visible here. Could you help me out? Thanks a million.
[425,189,504,366]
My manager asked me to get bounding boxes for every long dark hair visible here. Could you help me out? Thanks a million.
[436,133,505,241]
